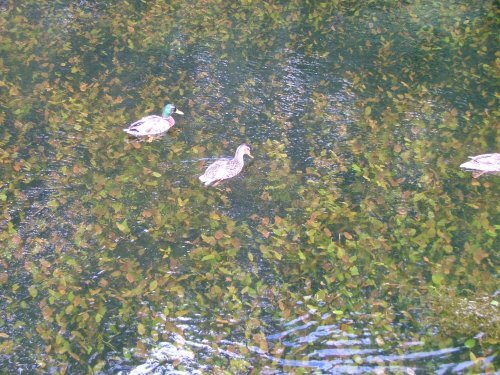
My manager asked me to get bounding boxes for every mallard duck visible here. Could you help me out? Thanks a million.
[460,153,500,177]
[199,144,253,186]
[123,104,184,136]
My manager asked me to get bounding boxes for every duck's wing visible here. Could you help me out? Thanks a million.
[199,158,235,184]
[474,153,500,167]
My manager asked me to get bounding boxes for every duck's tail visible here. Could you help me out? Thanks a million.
[199,175,212,186]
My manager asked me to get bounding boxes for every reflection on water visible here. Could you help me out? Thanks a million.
[125,314,493,374]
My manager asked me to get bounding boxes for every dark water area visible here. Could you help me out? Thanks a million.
[0,1,498,374]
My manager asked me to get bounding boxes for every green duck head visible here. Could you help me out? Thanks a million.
[162,104,184,117]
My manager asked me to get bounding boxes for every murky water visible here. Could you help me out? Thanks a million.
[0,1,498,374]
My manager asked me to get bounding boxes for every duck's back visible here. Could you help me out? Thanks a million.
[124,115,172,136]
[200,158,243,185]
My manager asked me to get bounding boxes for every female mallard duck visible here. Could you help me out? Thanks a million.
[199,144,253,186]
[460,153,500,177]
[123,104,184,136]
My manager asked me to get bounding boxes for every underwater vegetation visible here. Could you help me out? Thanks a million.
[0,0,498,373]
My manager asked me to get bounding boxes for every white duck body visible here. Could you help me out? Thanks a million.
[123,104,183,136]
[460,153,500,177]
[199,144,253,186]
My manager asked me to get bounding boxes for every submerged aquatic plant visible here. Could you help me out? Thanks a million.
[0,0,498,373]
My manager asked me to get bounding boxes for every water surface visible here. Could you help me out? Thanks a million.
[0,1,498,373]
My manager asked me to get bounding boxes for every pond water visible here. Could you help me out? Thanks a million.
[0,1,498,374]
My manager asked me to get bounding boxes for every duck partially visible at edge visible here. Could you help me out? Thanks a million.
[460,153,500,177]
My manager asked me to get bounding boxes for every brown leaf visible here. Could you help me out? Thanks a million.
[231,237,241,249]
[13,162,22,172]
[126,273,135,283]
[253,333,269,353]
[343,232,353,240]
[473,249,489,264]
